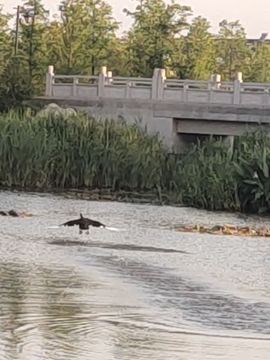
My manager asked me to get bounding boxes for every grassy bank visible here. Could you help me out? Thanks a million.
[0,109,270,214]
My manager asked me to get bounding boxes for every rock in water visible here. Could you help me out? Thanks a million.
[0,210,33,217]
[8,210,19,217]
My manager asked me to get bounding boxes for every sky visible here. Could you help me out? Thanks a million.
[2,0,270,39]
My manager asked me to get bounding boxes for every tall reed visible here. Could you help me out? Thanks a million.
[1,109,270,213]
[0,111,166,191]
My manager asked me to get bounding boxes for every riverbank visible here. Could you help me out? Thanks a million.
[1,109,270,214]
[0,186,183,207]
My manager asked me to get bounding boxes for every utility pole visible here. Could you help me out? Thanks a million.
[14,5,20,55]
[28,5,36,84]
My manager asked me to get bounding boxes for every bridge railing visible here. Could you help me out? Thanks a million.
[45,66,270,106]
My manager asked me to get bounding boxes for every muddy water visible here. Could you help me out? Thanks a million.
[0,191,270,359]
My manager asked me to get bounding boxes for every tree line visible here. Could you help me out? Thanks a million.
[1,0,270,110]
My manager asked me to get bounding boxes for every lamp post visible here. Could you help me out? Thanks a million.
[14,2,49,87]
[20,6,37,86]
[13,4,37,62]
[14,5,38,55]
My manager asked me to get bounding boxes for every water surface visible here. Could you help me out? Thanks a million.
[0,191,270,359]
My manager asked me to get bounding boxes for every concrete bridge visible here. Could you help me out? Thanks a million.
[36,66,270,151]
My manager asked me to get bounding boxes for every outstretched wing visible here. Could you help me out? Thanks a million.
[61,218,81,227]
[86,218,105,228]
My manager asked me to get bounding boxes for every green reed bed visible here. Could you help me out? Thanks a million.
[163,140,237,211]
[1,109,270,213]
[0,110,166,191]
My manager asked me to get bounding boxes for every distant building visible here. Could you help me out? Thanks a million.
[211,33,270,49]
[247,33,270,47]
[246,33,270,47]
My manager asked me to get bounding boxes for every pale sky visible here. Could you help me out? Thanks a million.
[2,0,270,38]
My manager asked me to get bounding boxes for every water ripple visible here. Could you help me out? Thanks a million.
[0,191,270,359]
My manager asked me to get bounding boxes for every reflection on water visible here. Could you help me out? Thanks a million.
[50,239,188,253]
[0,191,270,359]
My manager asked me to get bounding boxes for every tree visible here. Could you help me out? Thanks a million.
[124,0,192,77]
[105,36,131,76]
[215,20,250,80]
[0,7,12,76]
[58,0,118,75]
[247,42,270,82]
[19,0,50,93]
[180,16,215,79]
[0,6,31,111]
[45,18,65,73]
[80,0,119,75]
[0,56,31,112]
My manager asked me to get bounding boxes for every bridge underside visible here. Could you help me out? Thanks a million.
[175,119,264,136]
[174,118,269,152]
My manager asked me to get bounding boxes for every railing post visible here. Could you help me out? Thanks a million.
[72,77,79,97]
[100,66,107,76]
[157,69,166,99]
[98,66,107,97]
[183,83,188,102]
[208,74,214,102]
[213,74,221,89]
[233,72,243,104]
[263,87,269,105]
[106,71,113,85]
[151,68,159,99]
[45,65,54,96]
[151,68,166,100]
[207,74,221,103]
[208,74,214,89]
[125,81,131,98]
[236,72,243,82]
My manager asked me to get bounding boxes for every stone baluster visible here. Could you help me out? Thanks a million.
[45,65,54,96]
[233,72,243,104]
[98,66,107,97]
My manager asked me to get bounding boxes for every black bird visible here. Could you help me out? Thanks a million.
[61,213,105,234]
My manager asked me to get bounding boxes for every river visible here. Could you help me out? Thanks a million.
[0,191,270,359]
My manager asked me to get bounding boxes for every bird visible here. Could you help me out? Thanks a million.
[61,213,105,234]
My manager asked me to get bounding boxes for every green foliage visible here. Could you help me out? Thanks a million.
[2,110,270,214]
[0,7,12,76]
[0,5,33,111]
[0,111,166,190]
[214,20,251,80]
[45,20,65,73]
[163,138,236,210]
[1,0,270,95]
[19,0,50,93]
[2,2,270,214]
[234,130,270,213]
[55,0,119,75]
[179,16,215,79]
[124,0,192,76]
[0,56,32,112]
[247,43,270,82]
